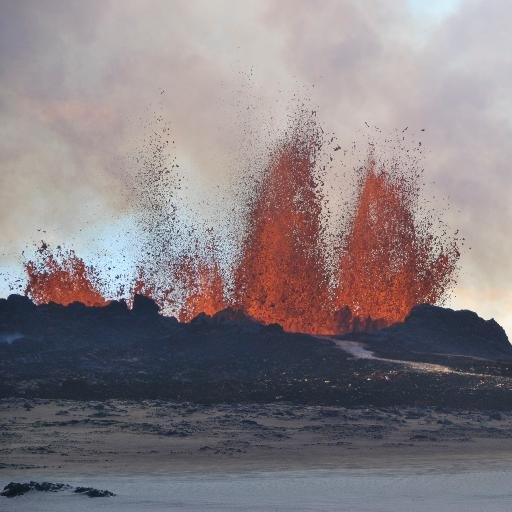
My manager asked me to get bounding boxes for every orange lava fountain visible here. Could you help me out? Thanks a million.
[20,115,461,335]
[335,158,459,331]
[233,117,334,333]
[25,245,108,307]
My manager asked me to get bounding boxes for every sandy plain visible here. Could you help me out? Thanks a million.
[2,398,512,476]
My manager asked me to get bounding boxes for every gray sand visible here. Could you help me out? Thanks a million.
[2,399,512,475]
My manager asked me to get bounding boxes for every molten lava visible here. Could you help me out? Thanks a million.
[177,255,227,322]
[335,159,459,331]
[233,118,334,333]
[25,245,108,307]
[20,115,461,335]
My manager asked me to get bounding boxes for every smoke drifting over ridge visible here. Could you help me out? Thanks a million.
[1,0,511,333]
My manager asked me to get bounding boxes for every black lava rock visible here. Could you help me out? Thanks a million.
[1,296,512,409]
[353,303,512,361]
[74,486,116,497]
[132,294,160,316]
[1,481,71,497]
[1,482,32,497]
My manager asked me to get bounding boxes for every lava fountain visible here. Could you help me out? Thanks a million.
[25,244,108,307]
[20,114,461,335]
[335,157,460,331]
[176,243,227,322]
[233,115,334,334]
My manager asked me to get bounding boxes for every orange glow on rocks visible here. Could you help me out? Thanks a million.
[25,245,108,307]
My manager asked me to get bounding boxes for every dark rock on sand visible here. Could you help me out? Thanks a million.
[1,481,115,498]
[1,481,71,497]
[74,486,116,497]
[1,482,32,497]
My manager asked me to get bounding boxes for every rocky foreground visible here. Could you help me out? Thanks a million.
[0,294,511,409]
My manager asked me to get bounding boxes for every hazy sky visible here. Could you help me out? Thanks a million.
[1,0,511,334]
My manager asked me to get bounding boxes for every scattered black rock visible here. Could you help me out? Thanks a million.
[33,481,69,492]
[1,481,71,497]
[74,486,116,498]
[1,481,115,498]
[1,482,32,497]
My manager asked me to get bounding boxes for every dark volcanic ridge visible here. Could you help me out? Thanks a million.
[0,294,511,409]
[347,304,511,362]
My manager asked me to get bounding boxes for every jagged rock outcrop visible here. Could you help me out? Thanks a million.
[353,304,511,361]
[132,293,160,316]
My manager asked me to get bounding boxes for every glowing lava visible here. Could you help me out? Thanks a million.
[25,245,108,307]
[233,117,334,333]
[335,159,459,331]
[20,115,461,335]
[177,253,227,322]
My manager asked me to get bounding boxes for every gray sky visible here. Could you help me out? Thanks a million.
[1,0,511,334]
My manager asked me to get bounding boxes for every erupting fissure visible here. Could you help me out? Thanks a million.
[23,115,460,335]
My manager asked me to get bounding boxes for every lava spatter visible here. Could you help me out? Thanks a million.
[177,256,227,322]
[20,113,461,335]
[24,244,108,307]
[233,114,334,333]
[335,157,460,330]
